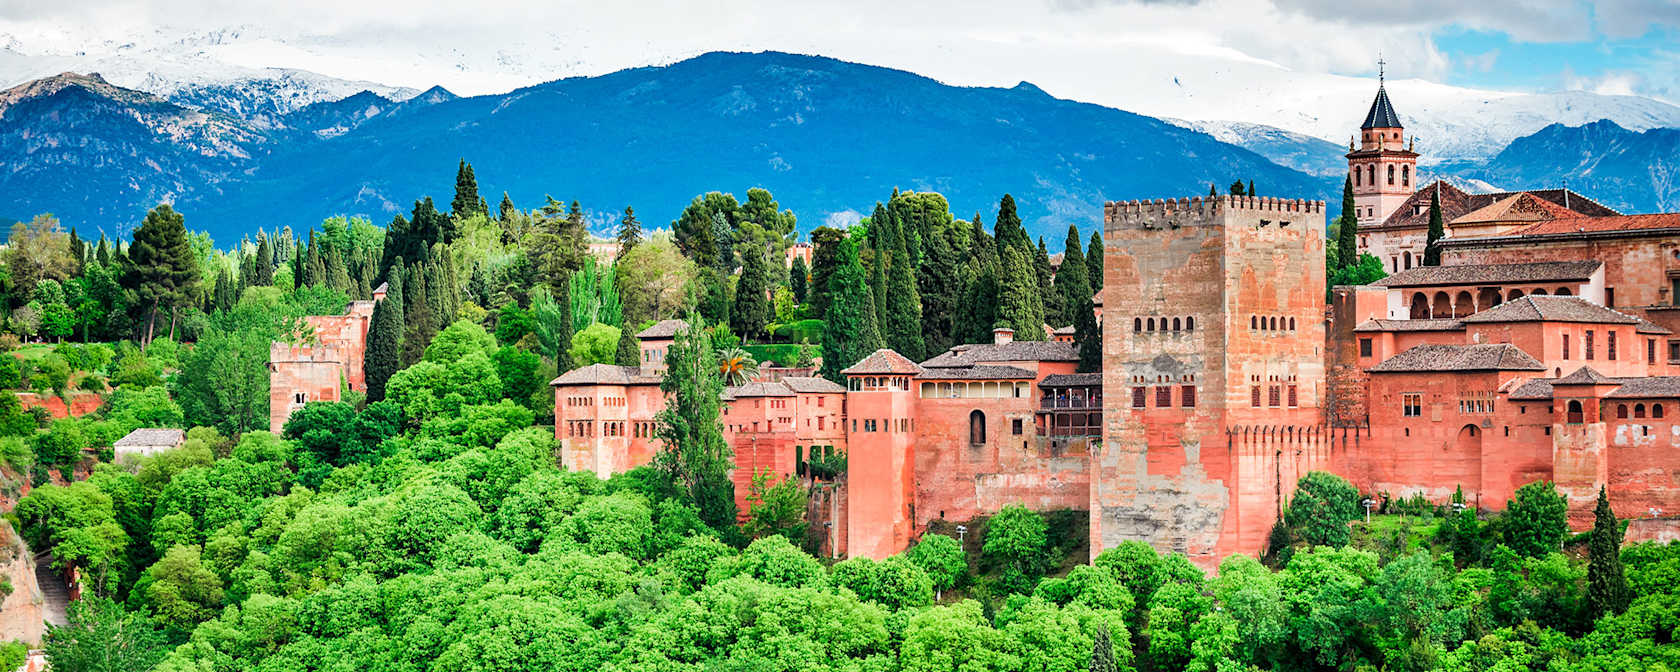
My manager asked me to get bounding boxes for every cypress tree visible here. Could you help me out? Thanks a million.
[95,233,111,266]
[292,242,306,290]
[304,235,325,288]
[1424,188,1445,266]
[452,159,484,218]
[883,240,924,361]
[731,244,770,340]
[790,255,808,304]
[808,227,845,320]
[498,192,517,221]
[1090,628,1118,672]
[254,235,274,286]
[1075,294,1101,373]
[1336,175,1358,269]
[212,267,235,314]
[1087,230,1104,293]
[652,314,737,529]
[1035,237,1060,328]
[615,322,640,367]
[1055,226,1090,330]
[993,194,1029,254]
[998,245,1045,340]
[867,202,891,322]
[1208,184,1218,198]
[365,269,404,403]
[401,263,434,366]
[1229,180,1246,196]
[1588,486,1631,618]
[820,236,884,382]
[325,247,352,293]
[962,214,1000,344]
[616,206,642,260]
[1248,179,1256,198]
[917,225,962,356]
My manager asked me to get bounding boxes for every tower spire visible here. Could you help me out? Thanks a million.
[1378,54,1386,85]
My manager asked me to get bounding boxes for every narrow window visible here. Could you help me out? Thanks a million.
[1563,334,1570,360]
[1156,386,1172,407]
[1360,338,1373,357]
[1133,388,1146,408]
[1617,404,1628,419]
[1635,404,1646,419]
[969,410,986,444]
[1387,164,1395,185]
[1181,385,1196,408]
[1186,316,1194,331]
[1134,317,1142,332]
[1251,386,1261,408]
[1403,393,1422,417]
[1173,318,1181,331]
[1609,331,1618,361]
[1011,418,1023,435]
[1649,339,1657,363]
[1586,330,1595,360]
[1654,404,1665,419]
[1567,401,1584,424]
[1268,385,1281,407]
[1288,385,1298,408]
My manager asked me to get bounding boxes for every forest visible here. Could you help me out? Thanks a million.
[0,162,1671,671]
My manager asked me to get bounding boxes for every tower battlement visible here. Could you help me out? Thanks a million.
[1104,196,1326,229]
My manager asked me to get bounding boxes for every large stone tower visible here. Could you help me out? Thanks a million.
[1091,195,1330,566]
[1347,69,1418,228]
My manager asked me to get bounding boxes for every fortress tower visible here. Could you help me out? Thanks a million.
[1347,66,1418,229]
[1091,195,1329,565]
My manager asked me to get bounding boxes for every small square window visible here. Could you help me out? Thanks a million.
[1011,419,1023,435]
[1359,338,1373,357]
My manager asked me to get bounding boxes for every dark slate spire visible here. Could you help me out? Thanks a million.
[1361,61,1402,129]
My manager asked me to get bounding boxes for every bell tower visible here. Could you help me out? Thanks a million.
[1347,60,1418,229]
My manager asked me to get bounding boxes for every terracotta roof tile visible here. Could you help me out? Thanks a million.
[1364,181,1614,233]
[840,349,923,375]
[1636,318,1674,335]
[1450,192,1579,226]
[1353,318,1465,332]
[1460,296,1639,325]
[1505,212,1680,237]
[1555,366,1617,385]
[636,319,689,339]
[920,340,1079,368]
[1372,261,1600,288]
[1505,376,1680,400]
[1370,344,1545,372]
[730,381,797,397]
[916,365,1037,380]
[1040,372,1103,387]
[549,363,661,386]
[780,376,846,394]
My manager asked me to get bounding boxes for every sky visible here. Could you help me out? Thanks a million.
[2,0,1678,103]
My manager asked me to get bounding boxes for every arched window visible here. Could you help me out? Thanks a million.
[1250,316,1257,329]
[1173,318,1181,331]
[1354,167,1361,187]
[1387,164,1395,185]
[1186,316,1195,331]
[1402,165,1410,186]
[1508,289,1525,301]
[1403,251,1412,270]
[1134,317,1142,332]
[1567,400,1584,424]
[1368,165,1375,185]
[1655,404,1665,419]
[1555,287,1573,296]
[1271,317,1279,330]
[1617,404,1629,419]
[1635,404,1647,418]
[1147,318,1155,331]
[1531,288,1548,296]
[1289,317,1296,330]
[969,410,986,445]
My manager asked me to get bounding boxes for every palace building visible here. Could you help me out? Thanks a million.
[272,78,1680,565]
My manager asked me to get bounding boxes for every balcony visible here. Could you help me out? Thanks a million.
[1039,394,1102,411]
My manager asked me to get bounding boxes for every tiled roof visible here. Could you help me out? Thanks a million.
[1361,85,1402,129]
[114,428,184,447]
[1460,296,1639,325]
[1041,372,1102,387]
[1369,344,1545,372]
[730,381,797,397]
[780,376,846,394]
[1052,325,1076,335]
[1505,212,1680,237]
[1555,366,1616,385]
[1636,318,1673,335]
[1353,318,1465,332]
[636,319,689,339]
[1364,181,1614,233]
[1450,193,1579,226]
[1371,260,1600,288]
[840,349,923,375]
[550,363,660,386]
[1505,376,1680,400]
[920,340,1079,368]
[916,365,1037,380]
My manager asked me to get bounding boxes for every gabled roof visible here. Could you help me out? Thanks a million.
[1450,192,1579,226]
[915,365,1036,381]
[114,428,184,447]
[1361,85,1402,129]
[1636,318,1673,335]
[840,349,923,376]
[1460,296,1639,325]
[920,340,1079,368]
[549,363,661,386]
[1554,366,1615,385]
[1506,376,1680,400]
[1506,212,1680,237]
[730,381,797,398]
[1369,344,1545,373]
[1052,325,1076,335]
[1364,181,1615,233]
[1371,260,1600,288]
[636,319,689,339]
[1353,318,1465,332]
[1040,372,1103,387]
[781,376,846,394]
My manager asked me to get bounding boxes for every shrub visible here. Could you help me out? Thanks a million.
[982,504,1048,593]
[1283,471,1361,547]
[1503,481,1569,558]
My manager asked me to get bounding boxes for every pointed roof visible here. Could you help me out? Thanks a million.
[1369,344,1544,372]
[1554,366,1615,385]
[840,349,923,376]
[1460,295,1638,326]
[636,319,689,339]
[549,363,661,386]
[1361,85,1402,130]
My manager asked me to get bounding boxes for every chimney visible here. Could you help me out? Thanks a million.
[992,327,1014,345]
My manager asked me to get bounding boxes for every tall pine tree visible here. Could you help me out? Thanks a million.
[365,269,405,402]
[1424,187,1445,266]
[997,245,1045,340]
[883,237,925,361]
[731,244,770,340]
[917,225,963,357]
[820,236,884,382]
[808,227,845,320]
[401,262,434,366]
[615,322,640,367]
[993,194,1029,254]
[789,255,808,304]
[127,204,197,345]
[1034,237,1060,328]
[616,206,642,260]
[1086,230,1104,293]
[1587,485,1631,618]
[451,159,485,219]
[867,202,891,322]
[1336,175,1358,269]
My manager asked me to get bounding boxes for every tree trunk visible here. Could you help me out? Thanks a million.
[168,306,178,341]
[145,302,159,347]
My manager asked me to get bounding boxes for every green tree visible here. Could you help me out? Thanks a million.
[615,323,640,367]
[819,236,884,382]
[569,323,621,367]
[997,245,1045,340]
[1335,175,1358,269]
[790,254,808,304]
[1587,486,1631,618]
[1229,180,1246,196]
[1090,627,1120,672]
[425,318,497,365]
[917,225,964,356]
[364,270,404,403]
[808,226,844,320]
[1328,253,1388,288]
[993,194,1029,254]
[717,347,761,387]
[1053,226,1090,330]
[883,238,925,361]
[1424,187,1444,266]
[44,597,167,672]
[616,206,642,260]
[731,244,770,340]
[127,205,198,345]
[172,328,269,436]
[652,314,737,529]
[1034,238,1060,327]
[451,159,486,220]
[743,470,807,543]
[1283,471,1362,547]
[1087,230,1104,293]
[136,545,224,634]
[1504,480,1568,558]
[983,504,1048,593]
[906,533,967,599]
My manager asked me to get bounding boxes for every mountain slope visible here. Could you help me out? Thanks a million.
[5,52,1335,242]
[1169,120,1348,177]
[1461,120,1680,214]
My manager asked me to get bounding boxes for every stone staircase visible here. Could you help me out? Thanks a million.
[32,553,66,628]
